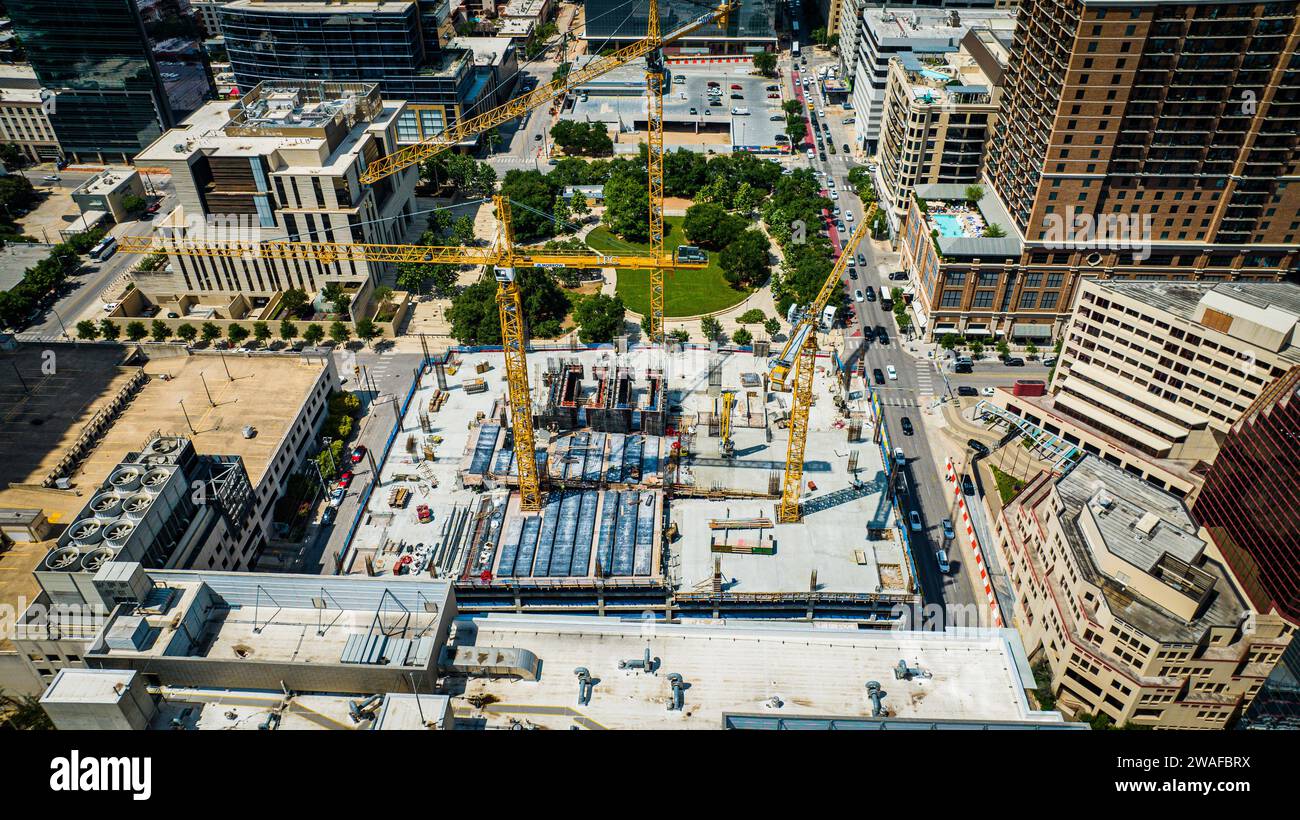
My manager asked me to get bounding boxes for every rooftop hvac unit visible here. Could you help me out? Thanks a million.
[104,521,136,546]
[142,468,172,492]
[109,467,143,491]
[90,493,125,519]
[122,493,154,519]
[69,519,105,546]
[44,546,82,571]
[79,547,117,573]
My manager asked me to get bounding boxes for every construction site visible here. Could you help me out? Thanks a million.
[346,343,914,622]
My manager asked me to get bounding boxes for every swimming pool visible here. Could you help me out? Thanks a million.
[920,69,951,81]
[932,214,965,238]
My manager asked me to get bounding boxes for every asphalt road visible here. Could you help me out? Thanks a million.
[296,348,426,575]
[791,47,981,621]
[22,175,177,339]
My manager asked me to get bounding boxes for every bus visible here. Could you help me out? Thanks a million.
[792,40,800,58]
[89,236,117,261]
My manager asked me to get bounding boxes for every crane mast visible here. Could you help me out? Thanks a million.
[646,0,666,345]
[771,211,875,523]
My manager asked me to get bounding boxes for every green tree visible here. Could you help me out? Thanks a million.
[121,193,147,215]
[329,321,351,345]
[996,339,1011,359]
[737,308,766,324]
[984,223,1006,238]
[964,184,985,203]
[252,320,272,347]
[1026,342,1039,360]
[322,283,350,317]
[0,690,53,730]
[199,321,220,345]
[668,328,690,347]
[227,323,250,346]
[719,229,769,289]
[763,317,781,337]
[76,319,98,340]
[279,319,298,343]
[447,268,568,344]
[570,193,591,223]
[500,169,561,242]
[303,323,325,346]
[752,51,777,77]
[682,202,744,250]
[940,333,959,353]
[452,215,477,246]
[602,171,650,243]
[573,293,626,344]
[732,327,753,346]
[99,319,121,340]
[700,315,722,341]
[280,288,309,318]
[150,319,169,342]
[397,262,458,296]
[176,323,197,343]
[970,340,985,359]
[355,317,380,347]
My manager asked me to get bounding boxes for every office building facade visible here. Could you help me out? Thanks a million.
[999,456,1291,729]
[990,279,1300,498]
[5,0,214,162]
[582,0,778,53]
[133,82,418,305]
[898,0,1299,342]
[219,1,501,146]
[1193,365,1300,627]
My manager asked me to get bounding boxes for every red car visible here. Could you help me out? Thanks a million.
[336,470,354,490]
[730,83,742,90]
[350,445,367,464]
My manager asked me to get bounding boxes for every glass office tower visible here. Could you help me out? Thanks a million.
[6,0,212,162]
[583,0,778,52]
[218,1,489,144]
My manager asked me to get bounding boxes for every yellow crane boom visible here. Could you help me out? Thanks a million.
[358,1,738,185]
[120,201,704,512]
[770,209,876,523]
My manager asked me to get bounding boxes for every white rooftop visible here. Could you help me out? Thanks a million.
[450,615,1058,729]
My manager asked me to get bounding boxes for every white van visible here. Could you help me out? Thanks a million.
[731,107,750,116]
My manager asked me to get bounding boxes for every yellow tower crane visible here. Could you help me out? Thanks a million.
[357,1,737,185]
[117,201,705,511]
[768,206,877,523]
[718,389,737,459]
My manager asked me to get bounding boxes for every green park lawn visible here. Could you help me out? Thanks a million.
[584,216,755,317]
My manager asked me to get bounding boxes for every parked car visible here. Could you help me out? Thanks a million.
[981,387,996,397]
[321,505,337,526]
[962,475,976,496]
[909,510,923,532]
[894,447,906,467]
[328,488,346,508]
[843,143,851,152]
[888,271,909,281]
[873,368,885,385]
[1042,355,1058,367]
[350,445,367,464]
[730,83,742,89]
[1004,356,1026,366]
[42,174,61,182]
[942,519,956,541]
[957,385,978,397]
[857,253,866,265]
[936,549,951,574]
[337,470,354,490]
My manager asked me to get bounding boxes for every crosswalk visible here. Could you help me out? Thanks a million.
[875,390,919,408]
[914,361,937,397]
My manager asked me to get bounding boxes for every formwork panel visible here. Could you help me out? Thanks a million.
[643,436,661,478]
[596,490,619,576]
[633,492,656,576]
[496,517,524,577]
[531,492,562,575]
[549,490,581,576]
[612,490,638,575]
[606,434,626,483]
[583,432,606,482]
[571,490,598,577]
[468,424,501,475]
[623,434,643,483]
[513,515,542,577]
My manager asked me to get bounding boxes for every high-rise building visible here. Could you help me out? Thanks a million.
[1193,365,1300,627]
[5,0,214,162]
[876,30,1006,218]
[132,82,418,309]
[219,1,505,147]
[999,455,1292,729]
[898,0,1299,342]
[991,279,1300,498]
[582,0,778,54]
[0,65,61,163]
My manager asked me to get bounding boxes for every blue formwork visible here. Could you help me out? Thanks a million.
[496,517,524,577]
[606,434,626,482]
[492,447,513,476]
[566,432,589,480]
[596,490,619,575]
[571,490,598,576]
[612,490,639,575]
[512,450,547,477]
[584,432,606,482]
[482,499,508,573]
[532,492,562,575]
[623,434,643,482]
[633,492,656,575]
[549,490,581,575]
[514,515,542,577]
[643,436,661,478]
[468,424,501,475]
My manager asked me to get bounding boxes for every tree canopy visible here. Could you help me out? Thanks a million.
[446,268,569,344]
